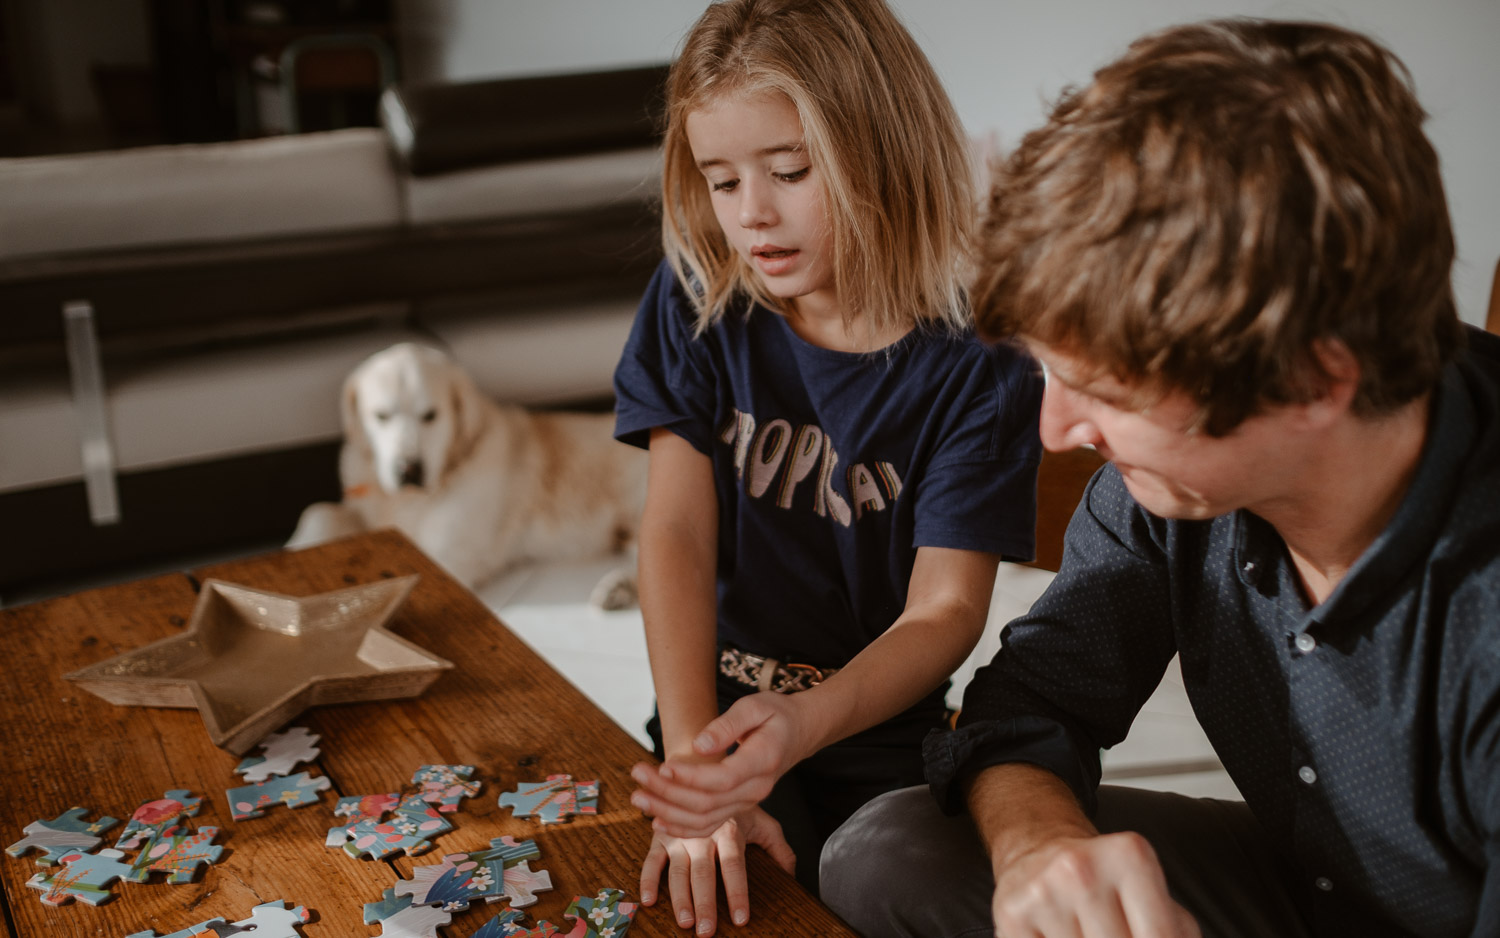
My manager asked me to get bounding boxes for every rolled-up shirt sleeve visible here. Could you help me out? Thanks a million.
[924,465,1181,816]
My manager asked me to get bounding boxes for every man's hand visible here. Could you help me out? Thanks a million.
[631,693,811,838]
[991,832,1201,937]
[639,807,796,936]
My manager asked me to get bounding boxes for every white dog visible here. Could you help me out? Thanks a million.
[288,343,647,606]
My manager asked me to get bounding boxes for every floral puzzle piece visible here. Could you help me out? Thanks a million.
[235,726,321,782]
[469,910,528,937]
[363,888,453,938]
[563,889,638,938]
[334,792,452,860]
[497,776,599,824]
[25,847,134,905]
[116,789,204,850]
[126,825,225,884]
[325,791,401,846]
[412,764,483,813]
[227,772,330,820]
[7,806,119,862]
[393,836,552,911]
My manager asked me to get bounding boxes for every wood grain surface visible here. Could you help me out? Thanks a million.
[0,530,859,937]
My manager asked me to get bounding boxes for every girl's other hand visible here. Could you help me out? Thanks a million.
[631,693,811,837]
[639,807,796,936]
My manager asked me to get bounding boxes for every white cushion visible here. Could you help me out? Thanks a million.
[421,295,639,405]
[0,325,426,494]
[0,129,401,263]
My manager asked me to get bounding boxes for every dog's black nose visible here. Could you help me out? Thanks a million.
[399,460,425,488]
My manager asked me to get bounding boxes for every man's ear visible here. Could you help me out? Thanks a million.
[1302,338,1360,427]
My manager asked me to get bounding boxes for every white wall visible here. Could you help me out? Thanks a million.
[400,0,1500,327]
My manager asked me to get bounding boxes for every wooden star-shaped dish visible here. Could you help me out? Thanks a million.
[65,575,452,754]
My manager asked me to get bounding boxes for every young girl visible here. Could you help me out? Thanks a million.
[612,0,1042,932]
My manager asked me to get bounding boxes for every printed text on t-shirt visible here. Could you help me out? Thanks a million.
[719,408,903,527]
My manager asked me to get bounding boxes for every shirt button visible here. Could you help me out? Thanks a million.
[1298,765,1318,785]
[1295,633,1317,653]
[1243,561,1256,575]
[1315,876,1334,892]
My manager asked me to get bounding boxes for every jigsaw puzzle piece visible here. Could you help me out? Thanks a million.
[25,847,134,905]
[227,771,330,820]
[235,727,321,782]
[339,792,451,860]
[124,900,309,938]
[364,888,453,938]
[412,764,483,813]
[394,836,544,910]
[492,861,553,910]
[469,910,528,937]
[497,776,599,824]
[126,825,225,884]
[563,889,638,938]
[7,806,119,861]
[123,918,227,938]
[116,789,204,849]
[326,791,402,846]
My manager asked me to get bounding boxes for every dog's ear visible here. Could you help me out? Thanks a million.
[444,362,488,470]
[341,366,371,460]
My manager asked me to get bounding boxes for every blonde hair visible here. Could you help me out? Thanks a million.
[661,0,974,337]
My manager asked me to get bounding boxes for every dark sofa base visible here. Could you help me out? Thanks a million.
[0,442,342,602]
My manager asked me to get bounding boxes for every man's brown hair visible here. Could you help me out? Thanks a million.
[972,18,1464,434]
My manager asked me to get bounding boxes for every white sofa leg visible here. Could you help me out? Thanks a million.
[63,300,120,526]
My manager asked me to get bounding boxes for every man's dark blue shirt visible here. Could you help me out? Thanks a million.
[927,327,1500,937]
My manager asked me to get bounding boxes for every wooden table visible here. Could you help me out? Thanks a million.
[0,530,858,937]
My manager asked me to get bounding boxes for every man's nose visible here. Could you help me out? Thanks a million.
[1039,385,1102,452]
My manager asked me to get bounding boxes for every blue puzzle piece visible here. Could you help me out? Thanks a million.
[470,910,528,937]
[564,888,639,938]
[125,900,310,938]
[7,806,119,862]
[227,772,330,820]
[393,836,546,910]
[126,825,225,884]
[363,887,452,937]
[411,764,482,813]
[497,776,599,824]
[26,847,134,905]
[335,792,452,860]
[116,789,204,849]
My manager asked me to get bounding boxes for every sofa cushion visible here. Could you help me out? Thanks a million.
[0,129,401,263]
[403,146,661,227]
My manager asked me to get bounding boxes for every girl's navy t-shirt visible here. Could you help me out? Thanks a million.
[614,260,1043,668]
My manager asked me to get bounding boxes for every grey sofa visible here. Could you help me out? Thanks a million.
[0,66,666,596]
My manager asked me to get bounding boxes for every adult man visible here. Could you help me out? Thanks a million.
[820,18,1499,938]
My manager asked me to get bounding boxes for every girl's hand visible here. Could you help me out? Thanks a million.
[639,807,796,936]
[631,693,811,838]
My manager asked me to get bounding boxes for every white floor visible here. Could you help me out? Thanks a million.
[477,556,1242,802]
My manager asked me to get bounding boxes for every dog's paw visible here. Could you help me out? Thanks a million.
[588,568,639,611]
